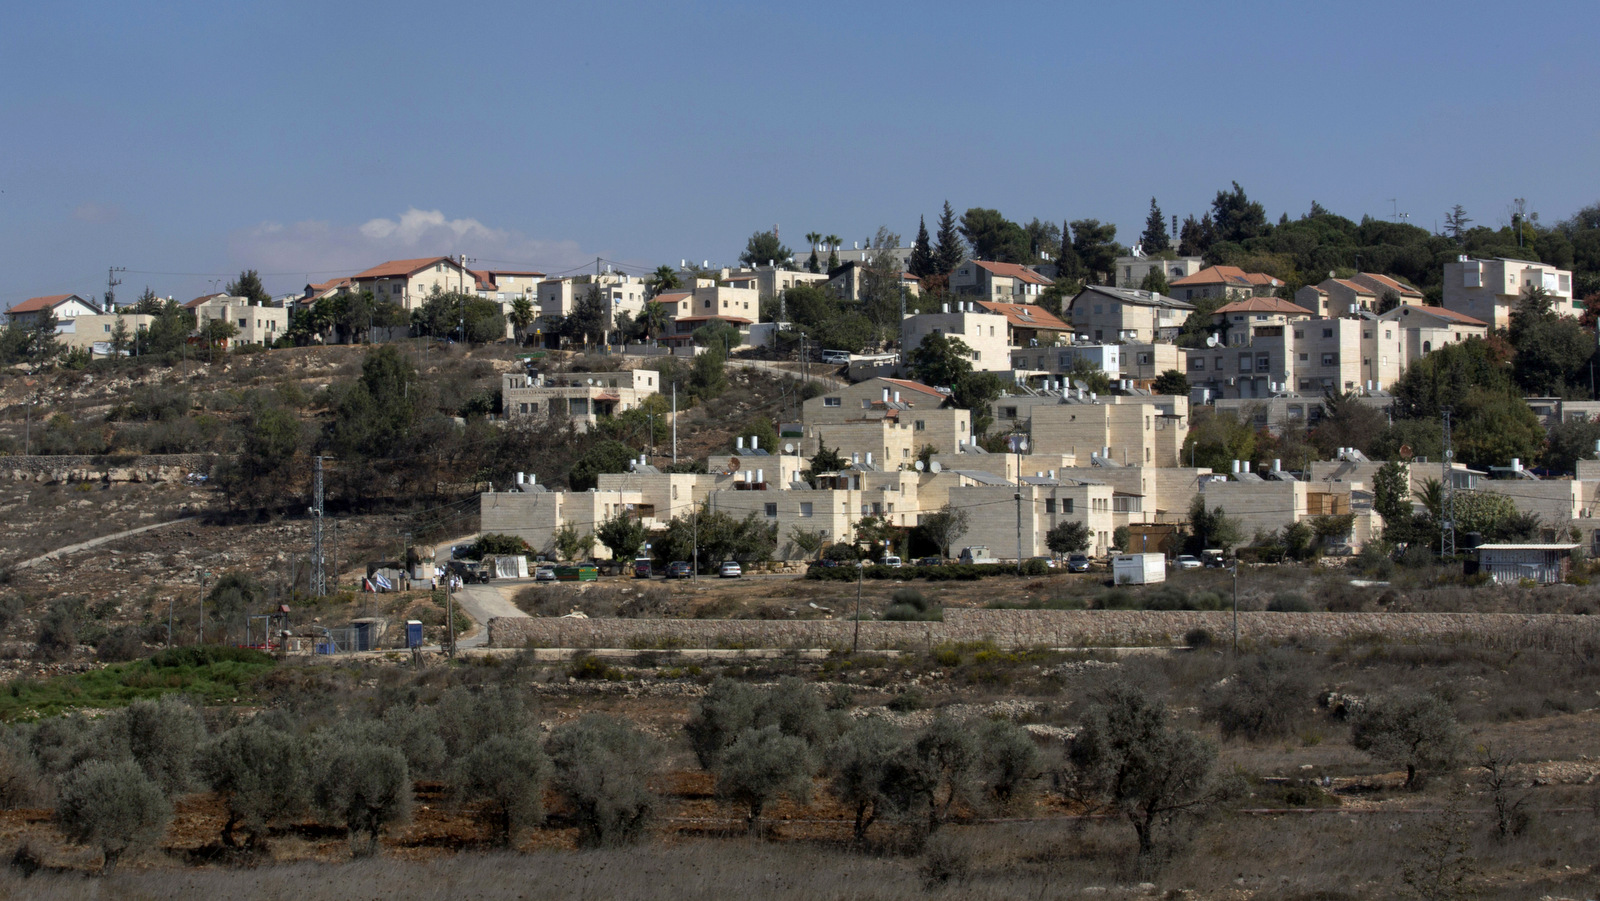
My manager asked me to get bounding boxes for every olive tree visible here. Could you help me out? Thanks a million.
[546,715,658,847]
[1350,691,1460,791]
[1202,651,1312,742]
[56,759,172,873]
[828,717,906,843]
[117,695,206,796]
[686,677,839,770]
[880,715,979,835]
[715,726,813,834]
[198,724,309,848]
[454,732,549,846]
[315,742,413,856]
[1066,682,1226,860]
[976,719,1040,807]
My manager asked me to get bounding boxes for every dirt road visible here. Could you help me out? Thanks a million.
[15,515,198,570]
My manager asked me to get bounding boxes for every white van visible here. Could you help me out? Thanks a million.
[881,555,903,568]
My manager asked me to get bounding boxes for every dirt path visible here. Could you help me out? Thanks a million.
[14,515,198,570]
[452,581,530,648]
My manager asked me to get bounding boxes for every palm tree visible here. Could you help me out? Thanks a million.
[641,300,668,342]
[823,235,841,273]
[804,232,823,273]
[647,264,682,298]
[509,295,535,344]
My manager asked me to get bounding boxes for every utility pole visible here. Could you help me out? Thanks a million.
[310,456,326,597]
[331,520,339,595]
[1441,407,1456,557]
[198,570,209,644]
[105,267,125,311]
[691,505,699,581]
[671,382,678,464]
[1231,562,1240,654]
[458,254,476,342]
[1010,434,1028,575]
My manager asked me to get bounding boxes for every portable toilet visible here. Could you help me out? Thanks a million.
[406,620,423,649]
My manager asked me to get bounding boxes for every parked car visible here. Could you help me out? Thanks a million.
[665,561,693,580]
[820,350,851,365]
[1173,554,1203,571]
[718,561,743,578]
[446,560,492,584]
[1066,553,1091,573]
[915,556,945,567]
[1028,556,1059,570]
[533,565,557,582]
[633,559,652,578]
[880,555,903,568]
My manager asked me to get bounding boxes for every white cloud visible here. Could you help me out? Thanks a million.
[228,208,591,285]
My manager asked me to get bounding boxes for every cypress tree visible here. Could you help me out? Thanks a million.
[1055,221,1084,283]
[1140,198,1170,252]
[934,201,964,274]
[909,216,936,278]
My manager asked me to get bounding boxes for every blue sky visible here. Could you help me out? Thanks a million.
[4,0,1597,307]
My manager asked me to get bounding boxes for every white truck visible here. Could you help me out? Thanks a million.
[1112,552,1166,585]
[959,546,1000,565]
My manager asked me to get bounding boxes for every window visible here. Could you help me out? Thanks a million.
[1385,329,1392,339]
[238,318,248,328]
[1138,353,1151,365]
[823,397,841,407]
[1321,353,1337,366]
[1190,357,1205,371]
[915,420,926,431]
[972,351,980,360]
[1002,406,1018,418]
[1322,328,1333,338]
[1298,378,1312,391]
[799,502,813,517]
[1094,304,1103,314]
[1238,354,1251,373]
[764,503,777,517]
[1045,498,1056,513]
[1256,357,1271,372]
[1294,330,1304,339]
[1064,498,1074,513]
[1298,353,1309,361]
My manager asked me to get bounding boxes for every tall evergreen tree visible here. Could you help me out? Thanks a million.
[909,216,936,278]
[1055,221,1084,283]
[934,201,964,274]
[225,270,271,305]
[1140,198,1170,252]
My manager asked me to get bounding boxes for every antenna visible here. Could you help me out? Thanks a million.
[105,266,125,310]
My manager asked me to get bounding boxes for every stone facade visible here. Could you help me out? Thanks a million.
[0,453,214,483]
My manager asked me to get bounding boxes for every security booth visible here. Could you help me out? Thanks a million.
[1472,543,1579,585]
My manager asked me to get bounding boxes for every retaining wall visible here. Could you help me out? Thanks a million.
[487,609,1600,651]
[0,454,215,483]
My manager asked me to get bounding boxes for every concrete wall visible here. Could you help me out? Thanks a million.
[488,607,1600,651]
[0,453,216,483]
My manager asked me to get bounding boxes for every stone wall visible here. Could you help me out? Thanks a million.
[487,608,1600,652]
[0,454,215,484]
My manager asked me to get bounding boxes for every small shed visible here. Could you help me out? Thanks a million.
[1474,544,1579,585]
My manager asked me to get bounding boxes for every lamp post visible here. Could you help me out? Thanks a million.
[1231,560,1240,654]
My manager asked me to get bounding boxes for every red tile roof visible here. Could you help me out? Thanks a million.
[1214,297,1316,316]
[1329,278,1375,295]
[672,315,754,325]
[877,378,946,399]
[485,270,545,277]
[1353,272,1424,297]
[184,293,228,309]
[8,294,83,314]
[974,301,1071,331]
[352,256,456,279]
[1172,265,1282,288]
[971,260,1052,285]
[652,292,691,304]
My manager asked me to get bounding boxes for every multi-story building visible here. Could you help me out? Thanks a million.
[1067,285,1194,344]
[1112,255,1206,289]
[1193,307,1404,399]
[185,294,290,346]
[479,270,545,303]
[351,257,478,310]
[661,279,761,347]
[5,294,100,327]
[975,300,1072,348]
[1169,265,1283,302]
[54,312,156,354]
[901,304,1012,373]
[1441,255,1575,330]
[950,260,1052,300]
[536,273,649,335]
[1376,304,1489,366]
[1293,273,1424,319]
[947,477,1123,558]
[501,369,662,430]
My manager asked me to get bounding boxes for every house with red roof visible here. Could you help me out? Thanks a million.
[1169,265,1282,302]
[350,256,478,310]
[950,260,1053,301]
[799,377,971,467]
[1295,273,1424,318]
[1378,304,1489,365]
[5,294,100,327]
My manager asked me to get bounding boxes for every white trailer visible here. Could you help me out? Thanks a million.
[1112,553,1166,585]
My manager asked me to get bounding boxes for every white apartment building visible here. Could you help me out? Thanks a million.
[901,304,1012,373]
[1442,256,1574,330]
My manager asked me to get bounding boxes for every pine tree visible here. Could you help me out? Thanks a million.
[934,201,964,274]
[909,216,936,278]
[1140,198,1170,252]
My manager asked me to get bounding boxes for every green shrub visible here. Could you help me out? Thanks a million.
[56,759,172,873]
[1267,593,1313,613]
[1184,627,1214,648]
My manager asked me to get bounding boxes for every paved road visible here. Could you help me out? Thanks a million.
[16,515,199,570]
[726,359,848,388]
[451,580,530,648]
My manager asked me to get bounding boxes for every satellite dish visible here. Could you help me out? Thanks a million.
[783,443,795,454]
[914,460,925,471]
[930,461,942,473]
[1399,444,1414,459]
[728,456,741,470]
[1072,379,1089,391]
[1205,334,1220,347]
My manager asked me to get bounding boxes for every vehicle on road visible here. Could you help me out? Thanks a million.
[1066,553,1092,573]
[820,349,851,365]
[533,565,557,582]
[915,556,945,567]
[881,555,903,568]
[959,546,1000,565]
[1173,554,1203,571]
[633,559,652,578]
[718,561,743,578]
[1201,549,1228,568]
[446,560,492,584]
[666,561,693,579]
[554,564,599,582]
